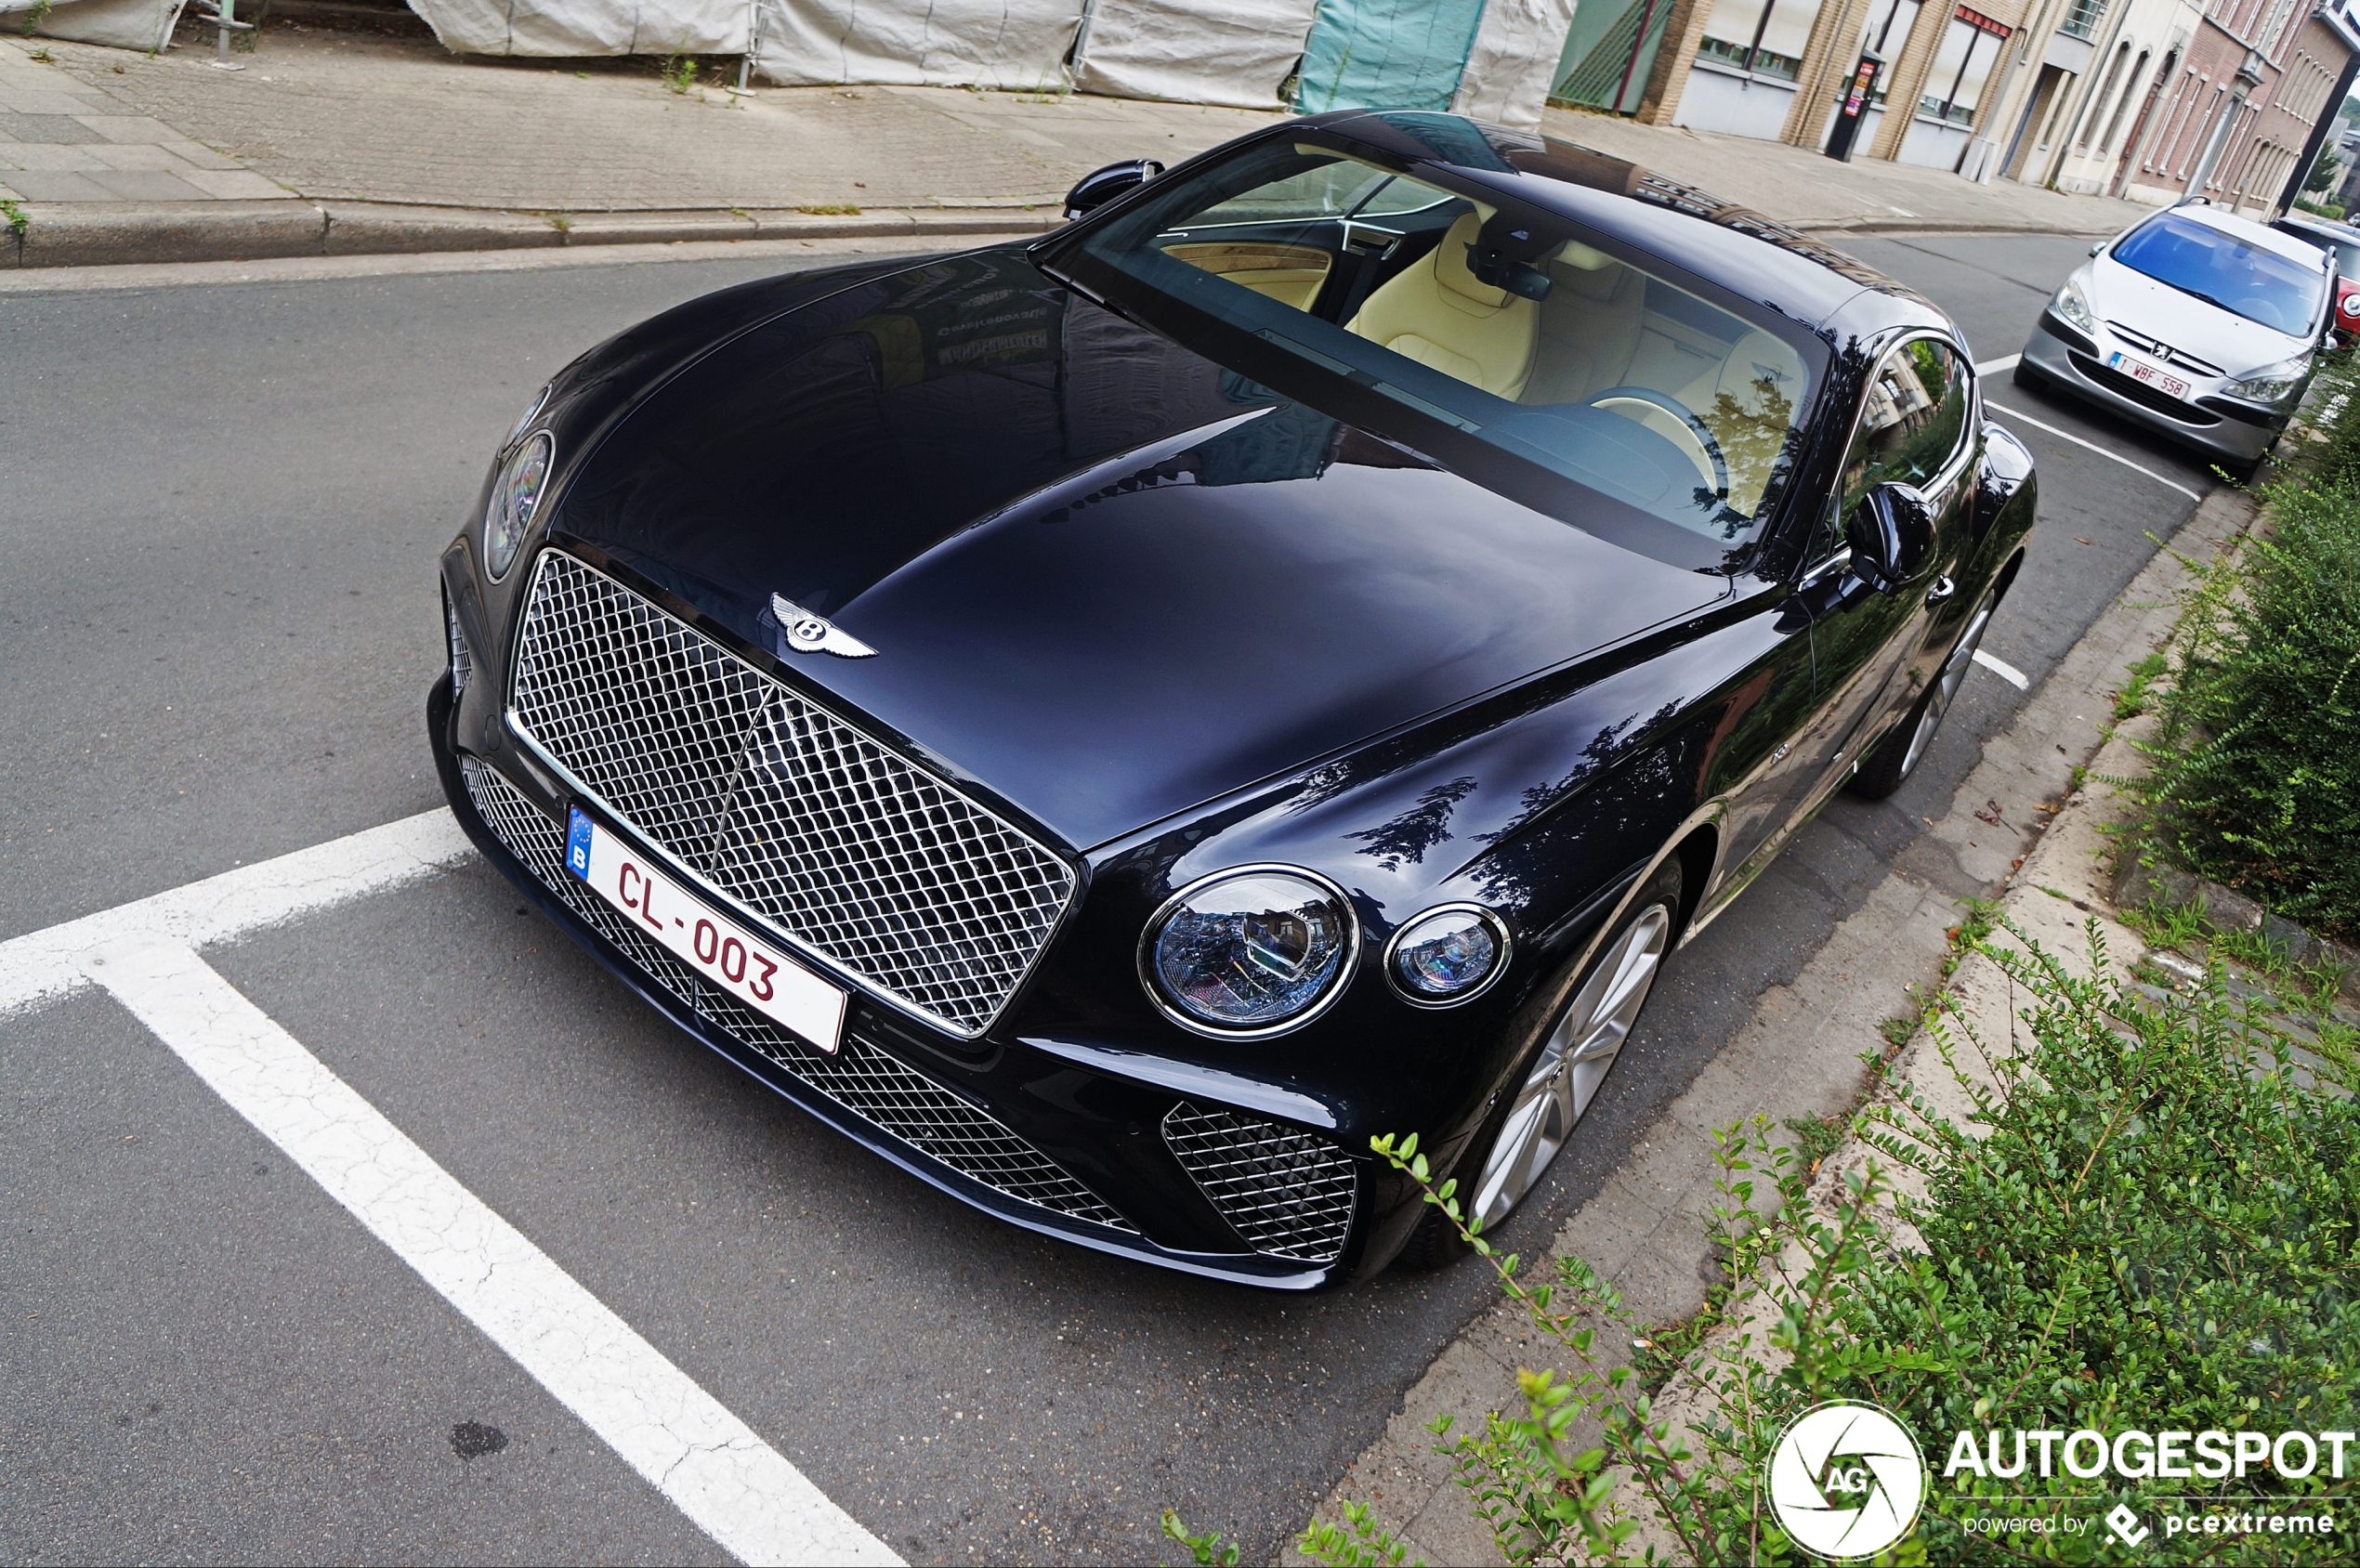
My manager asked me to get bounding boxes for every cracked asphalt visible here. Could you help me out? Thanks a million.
[0,230,2216,1564]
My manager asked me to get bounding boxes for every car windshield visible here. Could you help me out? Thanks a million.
[2112,213,2326,334]
[1051,134,1821,559]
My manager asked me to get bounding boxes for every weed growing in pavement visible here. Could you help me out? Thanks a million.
[1165,919,2360,1564]
[795,203,860,215]
[1,199,26,239]
[1938,895,2001,978]
[1874,1014,1916,1050]
[26,43,52,61]
[660,47,698,94]
[2121,896,2352,1022]
[20,0,51,36]
[1160,1509,1240,1565]
[2111,650,2168,719]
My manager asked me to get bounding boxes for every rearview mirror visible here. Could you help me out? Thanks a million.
[1064,159,1164,221]
[1846,482,1936,594]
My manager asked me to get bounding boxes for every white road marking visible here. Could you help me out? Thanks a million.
[1984,399,2205,502]
[1974,353,2021,374]
[0,808,473,1020]
[1973,647,2030,689]
[80,934,900,1568]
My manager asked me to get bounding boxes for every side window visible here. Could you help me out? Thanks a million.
[1839,338,1971,511]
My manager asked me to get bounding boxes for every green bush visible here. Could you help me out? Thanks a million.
[1204,923,2359,1565]
[2129,359,2360,941]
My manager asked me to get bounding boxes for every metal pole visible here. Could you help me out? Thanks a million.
[1616,0,1664,113]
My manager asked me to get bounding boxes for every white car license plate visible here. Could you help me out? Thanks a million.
[566,807,846,1052]
[2106,349,2190,400]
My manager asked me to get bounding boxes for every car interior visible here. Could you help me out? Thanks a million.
[1141,150,1811,529]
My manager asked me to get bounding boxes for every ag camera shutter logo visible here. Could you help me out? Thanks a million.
[1769,1401,1927,1561]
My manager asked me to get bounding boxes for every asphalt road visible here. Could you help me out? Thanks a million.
[0,230,2219,1564]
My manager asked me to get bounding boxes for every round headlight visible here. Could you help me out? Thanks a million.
[1385,904,1509,1006]
[483,430,552,581]
[1141,866,1357,1036]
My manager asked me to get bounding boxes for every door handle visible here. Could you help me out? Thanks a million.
[1925,574,1957,606]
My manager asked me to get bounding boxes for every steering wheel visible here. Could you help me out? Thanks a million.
[1584,386,1729,500]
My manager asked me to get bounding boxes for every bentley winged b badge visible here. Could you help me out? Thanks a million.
[770,595,878,660]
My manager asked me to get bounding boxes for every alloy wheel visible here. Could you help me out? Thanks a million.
[1471,901,1672,1227]
[1899,591,1999,778]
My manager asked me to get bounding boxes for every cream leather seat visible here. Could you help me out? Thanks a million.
[1522,242,1645,407]
[1344,213,1538,399]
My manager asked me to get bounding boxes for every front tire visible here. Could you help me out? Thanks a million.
[1398,859,1682,1270]
[1849,584,2000,800]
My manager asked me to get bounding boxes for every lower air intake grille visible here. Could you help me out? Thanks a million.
[1162,1102,1357,1264]
[445,591,472,698]
[462,757,1133,1233]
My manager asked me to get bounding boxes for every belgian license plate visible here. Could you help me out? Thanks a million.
[2106,349,2190,400]
[566,808,846,1052]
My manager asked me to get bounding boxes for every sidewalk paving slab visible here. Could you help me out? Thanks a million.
[5,18,2160,269]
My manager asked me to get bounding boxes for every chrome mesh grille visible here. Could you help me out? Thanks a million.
[506,550,1076,1038]
[462,756,1132,1232]
[1162,1102,1357,1264]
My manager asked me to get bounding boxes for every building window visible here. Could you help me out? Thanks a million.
[1920,7,2011,125]
[2060,0,2107,41]
[1695,0,1812,81]
[2098,47,2151,150]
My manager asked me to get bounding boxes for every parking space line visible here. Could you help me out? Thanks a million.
[1973,647,2030,689]
[79,934,900,1568]
[1984,399,2205,502]
[1974,354,2022,374]
[0,809,472,1020]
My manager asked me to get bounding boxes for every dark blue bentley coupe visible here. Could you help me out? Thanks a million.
[432,110,2035,1287]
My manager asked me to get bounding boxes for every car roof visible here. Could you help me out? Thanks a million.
[1305,110,1945,340]
[2275,213,2360,245]
[2160,200,2335,268]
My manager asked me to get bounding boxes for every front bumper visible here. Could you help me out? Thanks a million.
[2020,315,2288,464]
[428,671,1396,1289]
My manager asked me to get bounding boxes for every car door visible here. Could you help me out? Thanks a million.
[1791,335,1979,809]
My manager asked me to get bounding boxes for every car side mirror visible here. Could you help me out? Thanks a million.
[1063,159,1163,221]
[1846,482,1936,594]
[2089,241,2104,256]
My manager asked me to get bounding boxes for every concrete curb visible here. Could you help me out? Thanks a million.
[0,199,1063,269]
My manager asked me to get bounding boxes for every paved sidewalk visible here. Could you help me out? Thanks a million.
[1542,105,2153,238]
[6,13,2153,268]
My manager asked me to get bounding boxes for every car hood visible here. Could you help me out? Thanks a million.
[549,249,1727,851]
[2090,256,2314,372]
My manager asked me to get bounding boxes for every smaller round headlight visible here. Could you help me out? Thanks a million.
[1386,904,1509,1006]
[1142,866,1357,1036]
[484,430,552,581]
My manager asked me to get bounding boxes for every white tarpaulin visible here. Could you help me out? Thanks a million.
[1072,0,1317,109]
[7,0,186,51]
[406,0,749,55]
[1451,0,1580,127]
[753,0,1084,88]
